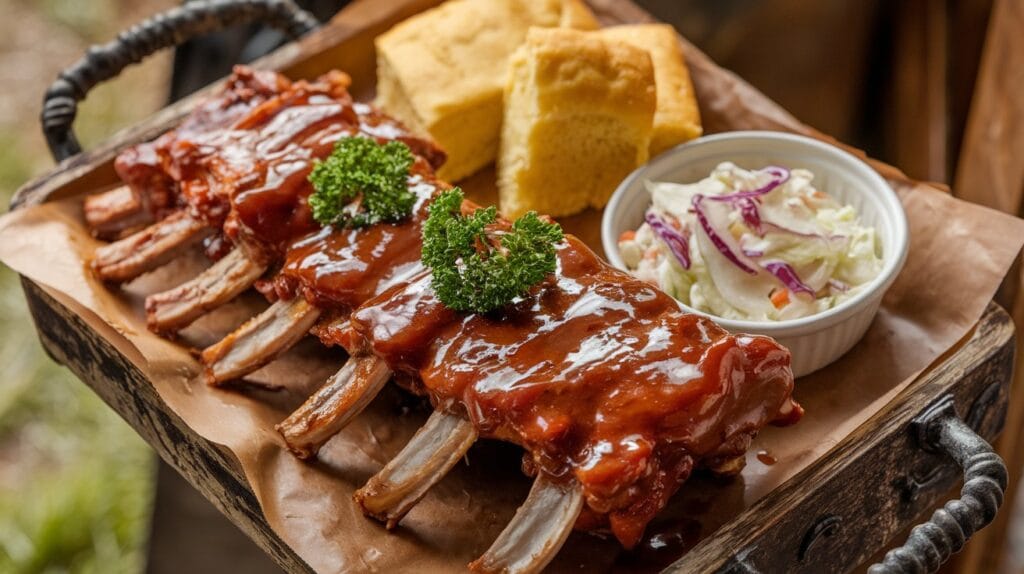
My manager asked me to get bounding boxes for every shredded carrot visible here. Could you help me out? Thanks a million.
[619,230,637,242]
[771,288,790,309]
[729,221,745,239]
[812,190,827,199]
[643,248,659,261]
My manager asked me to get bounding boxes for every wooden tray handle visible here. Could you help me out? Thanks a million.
[40,0,319,162]
[869,394,1008,573]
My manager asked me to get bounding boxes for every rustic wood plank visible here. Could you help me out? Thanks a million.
[951,2,1024,571]
[663,308,1015,572]
[145,461,282,574]
[666,305,1014,573]
[19,273,1013,574]
[641,0,880,144]
[883,0,950,183]
[20,279,314,574]
[946,0,994,173]
[9,1,1017,572]
[953,0,1024,214]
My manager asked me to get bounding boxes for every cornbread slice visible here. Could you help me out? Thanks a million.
[600,24,703,156]
[374,0,599,182]
[498,28,656,219]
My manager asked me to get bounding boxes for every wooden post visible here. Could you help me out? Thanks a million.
[952,0,1024,571]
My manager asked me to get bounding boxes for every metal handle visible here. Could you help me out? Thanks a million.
[869,395,1008,574]
[40,0,319,162]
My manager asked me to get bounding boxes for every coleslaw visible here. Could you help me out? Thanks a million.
[619,162,883,321]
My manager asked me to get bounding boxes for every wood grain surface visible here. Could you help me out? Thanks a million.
[20,277,1014,573]
[9,0,1017,572]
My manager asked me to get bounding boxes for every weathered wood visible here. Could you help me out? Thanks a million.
[9,0,1018,572]
[20,279,314,574]
[882,0,950,183]
[641,0,881,145]
[953,0,1024,215]
[951,1,1024,571]
[19,275,1014,574]
[668,307,1014,574]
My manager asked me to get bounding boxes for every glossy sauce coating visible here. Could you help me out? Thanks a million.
[350,235,802,547]
[113,66,444,262]
[114,67,288,221]
[114,70,802,548]
[274,167,444,311]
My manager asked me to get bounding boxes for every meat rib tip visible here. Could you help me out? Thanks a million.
[277,354,392,459]
[92,211,211,284]
[202,297,321,385]
[354,410,478,528]
[82,65,801,570]
[83,185,154,239]
[469,476,585,574]
[146,248,267,333]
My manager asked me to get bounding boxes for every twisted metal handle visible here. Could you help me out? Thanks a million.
[40,0,319,162]
[868,395,1008,574]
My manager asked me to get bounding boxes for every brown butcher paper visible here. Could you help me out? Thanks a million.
[2,1,1024,572]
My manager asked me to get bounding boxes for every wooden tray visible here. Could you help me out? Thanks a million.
[12,0,1016,572]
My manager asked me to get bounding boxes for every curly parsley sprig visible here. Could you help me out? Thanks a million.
[308,136,415,228]
[422,188,564,313]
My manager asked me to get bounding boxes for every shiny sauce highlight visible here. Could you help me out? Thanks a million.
[351,236,802,546]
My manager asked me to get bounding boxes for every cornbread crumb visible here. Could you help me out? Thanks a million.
[374,0,599,182]
[498,27,656,219]
[600,24,703,156]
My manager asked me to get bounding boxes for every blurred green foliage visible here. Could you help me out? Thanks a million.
[0,1,167,572]
[0,187,155,573]
[38,0,116,42]
[0,361,153,573]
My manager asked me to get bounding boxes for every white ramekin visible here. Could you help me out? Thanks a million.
[602,131,909,377]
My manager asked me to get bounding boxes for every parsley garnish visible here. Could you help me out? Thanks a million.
[422,188,564,313]
[308,136,415,228]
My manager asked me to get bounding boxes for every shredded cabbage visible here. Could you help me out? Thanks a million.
[619,162,883,321]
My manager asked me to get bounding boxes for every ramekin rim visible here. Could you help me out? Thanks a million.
[600,130,910,337]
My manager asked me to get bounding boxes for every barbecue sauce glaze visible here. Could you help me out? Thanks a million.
[114,66,802,549]
[113,67,289,223]
[273,167,442,313]
[113,66,444,263]
[345,235,802,547]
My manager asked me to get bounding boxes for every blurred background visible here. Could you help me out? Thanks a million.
[0,0,1017,572]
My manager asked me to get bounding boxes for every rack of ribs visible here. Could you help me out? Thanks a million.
[84,66,801,573]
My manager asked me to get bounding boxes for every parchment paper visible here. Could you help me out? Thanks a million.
[3,10,1024,574]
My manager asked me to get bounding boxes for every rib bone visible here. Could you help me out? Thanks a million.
[202,297,321,385]
[83,185,154,238]
[355,411,477,527]
[146,249,267,333]
[92,211,211,283]
[276,355,392,459]
[469,476,584,574]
